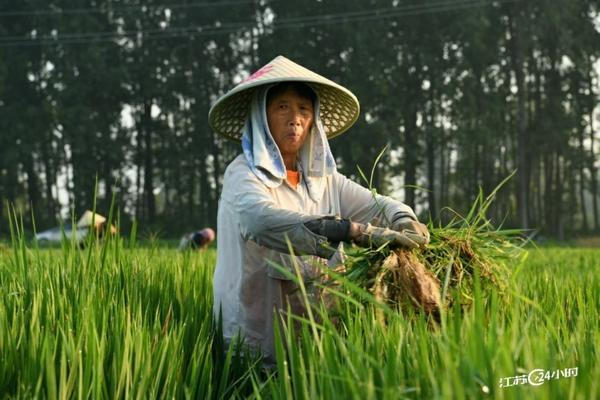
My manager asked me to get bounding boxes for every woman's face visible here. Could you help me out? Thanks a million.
[266,87,314,160]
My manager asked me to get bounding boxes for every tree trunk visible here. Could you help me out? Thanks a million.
[529,50,543,229]
[142,100,155,223]
[404,110,417,209]
[555,153,564,240]
[474,141,481,201]
[189,157,198,226]
[508,5,530,229]
[135,133,143,222]
[103,159,114,216]
[209,130,221,227]
[172,140,183,226]
[24,151,41,223]
[41,138,57,224]
[537,158,544,230]
[588,70,599,231]
[160,135,171,221]
[439,130,447,216]
[544,152,554,233]
[568,166,577,235]
[578,128,589,233]
[426,86,436,220]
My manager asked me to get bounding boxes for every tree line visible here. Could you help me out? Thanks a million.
[0,0,598,239]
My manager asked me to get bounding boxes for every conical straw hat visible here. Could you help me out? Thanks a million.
[208,55,360,141]
[77,210,107,228]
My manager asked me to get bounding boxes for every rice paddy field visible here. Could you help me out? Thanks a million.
[0,236,598,399]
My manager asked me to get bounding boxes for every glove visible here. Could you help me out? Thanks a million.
[391,216,430,247]
[353,223,421,249]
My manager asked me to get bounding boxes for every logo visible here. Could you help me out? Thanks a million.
[499,367,578,388]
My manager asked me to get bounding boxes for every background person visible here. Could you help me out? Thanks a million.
[178,228,216,251]
[77,210,116,244]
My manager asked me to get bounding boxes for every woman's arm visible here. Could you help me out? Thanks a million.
[225,161,334,258]
[334,171,417,225]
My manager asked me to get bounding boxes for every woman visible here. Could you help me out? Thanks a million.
[209,56,429,362]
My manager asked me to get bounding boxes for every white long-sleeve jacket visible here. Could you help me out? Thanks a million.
[213,154,417,359]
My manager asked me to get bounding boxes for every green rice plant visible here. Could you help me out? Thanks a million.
[252,247,599,399]
[0,211,262,399]
[1,207,598,399]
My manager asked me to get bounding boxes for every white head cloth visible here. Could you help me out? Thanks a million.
[241,85,336,202]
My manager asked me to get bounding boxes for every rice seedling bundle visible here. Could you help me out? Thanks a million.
[342,185,526,319]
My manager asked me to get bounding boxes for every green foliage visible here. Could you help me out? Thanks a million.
[1,0,599,237]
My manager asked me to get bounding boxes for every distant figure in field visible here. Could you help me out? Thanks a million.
[178,228,216,251]
[78,210,116,237]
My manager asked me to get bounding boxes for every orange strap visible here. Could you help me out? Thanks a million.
[286,170,300,188]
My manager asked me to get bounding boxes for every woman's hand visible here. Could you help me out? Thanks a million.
[349,222,423,249]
